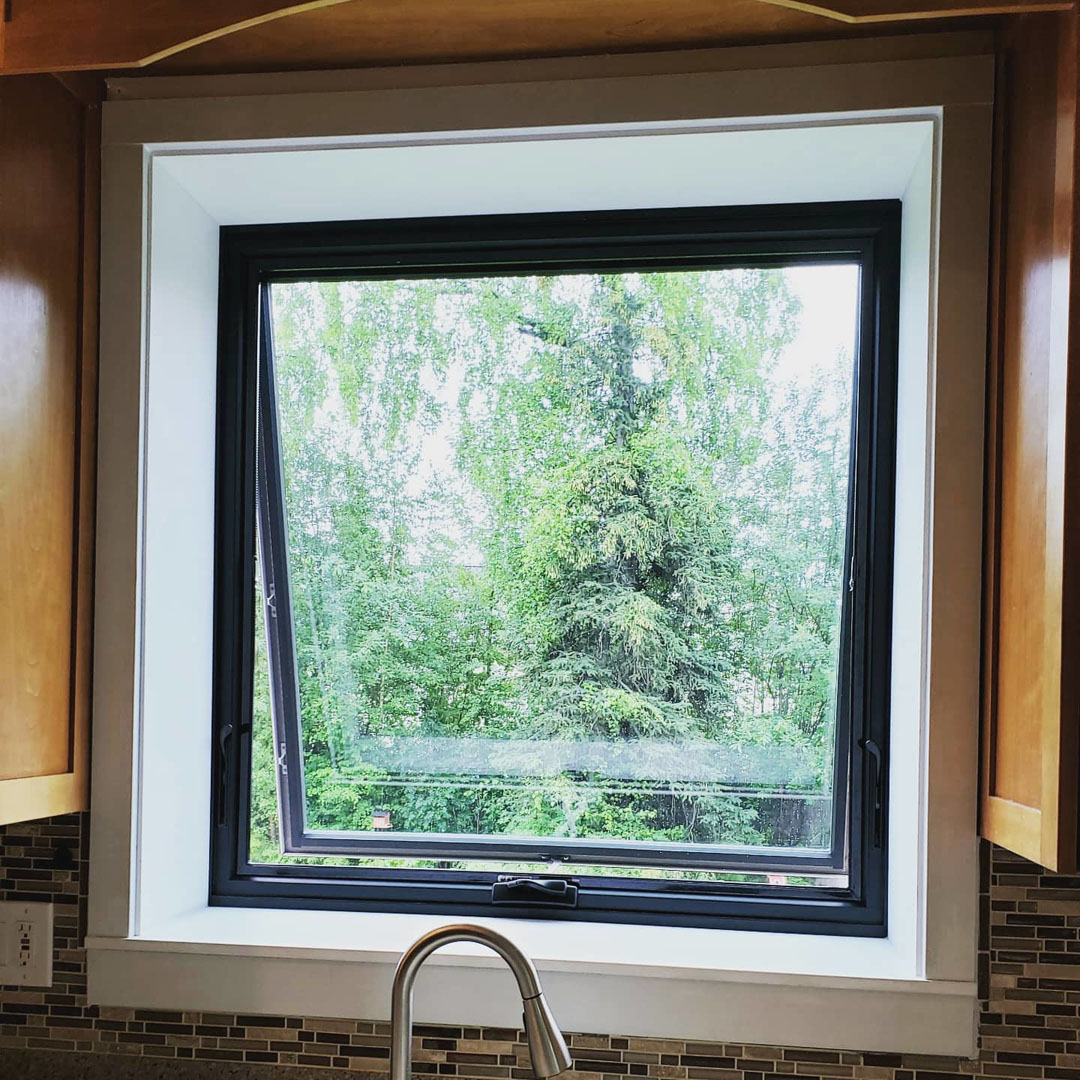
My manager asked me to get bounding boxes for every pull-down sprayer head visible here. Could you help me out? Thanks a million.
[522,986,573,1078]
[390,924,572,1080]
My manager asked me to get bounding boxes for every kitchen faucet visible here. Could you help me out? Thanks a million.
[391,923,572,1080]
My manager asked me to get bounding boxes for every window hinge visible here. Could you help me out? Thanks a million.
[276,741,288,776]
[492,877,578,908]
[214,723,235,828]
[265,582,277,618]
[859,737,885,848]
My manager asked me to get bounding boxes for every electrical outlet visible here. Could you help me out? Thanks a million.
[0,901,53,987]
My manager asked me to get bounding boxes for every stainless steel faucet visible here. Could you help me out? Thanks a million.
[390,923,572,1080]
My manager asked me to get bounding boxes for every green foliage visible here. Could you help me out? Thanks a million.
[248,265,852,869]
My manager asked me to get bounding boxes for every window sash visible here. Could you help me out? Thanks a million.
[211,203,898,933]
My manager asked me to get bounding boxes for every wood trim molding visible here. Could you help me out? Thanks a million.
[763,0,1071,23]
[0,0,1072,75]
[66,92,101,827]
[0,774,87,828]
[0,0,357,74]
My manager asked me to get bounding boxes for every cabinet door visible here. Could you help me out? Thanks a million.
[0,75,97,825]
[981,12,1080,872]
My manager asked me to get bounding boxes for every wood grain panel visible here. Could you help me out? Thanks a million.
[785,0,1069,20]
[0,75,98,823]
[0,0,356,74]
[981,10,1080,870]
[145,0,843,75]
[0,0,1066,74]
[0,75,82,783]
[1050,8,1080,873]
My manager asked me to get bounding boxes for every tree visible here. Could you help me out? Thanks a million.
[247,264,850,867]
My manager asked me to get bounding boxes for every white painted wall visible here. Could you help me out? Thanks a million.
[137,164,219,931]
[156,122,931,225]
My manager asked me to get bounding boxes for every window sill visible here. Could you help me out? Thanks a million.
[85,908,977,1056]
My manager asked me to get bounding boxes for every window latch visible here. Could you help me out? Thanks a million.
[492,877,578,908]
[859,737,886,848]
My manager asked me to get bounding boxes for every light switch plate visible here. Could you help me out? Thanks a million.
[0,901,53,987]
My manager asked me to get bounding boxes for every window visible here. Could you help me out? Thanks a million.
[211,202,899,934]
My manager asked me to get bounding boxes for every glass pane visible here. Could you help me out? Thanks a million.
[250,266,859,884]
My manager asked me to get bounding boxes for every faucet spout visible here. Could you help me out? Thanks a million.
[390,924,572,1080]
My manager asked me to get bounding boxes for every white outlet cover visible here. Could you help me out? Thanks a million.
[0,900,53,987]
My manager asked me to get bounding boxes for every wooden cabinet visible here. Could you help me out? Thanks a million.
[0,74,98,826]
[981,12,1080,872]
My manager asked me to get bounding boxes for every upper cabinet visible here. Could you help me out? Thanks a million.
[0,74,98,826]
[981,11,1080,873]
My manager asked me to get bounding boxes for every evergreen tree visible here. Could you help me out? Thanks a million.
[511,276,735,744]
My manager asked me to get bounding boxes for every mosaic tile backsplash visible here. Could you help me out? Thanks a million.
[0,814,1076,1079]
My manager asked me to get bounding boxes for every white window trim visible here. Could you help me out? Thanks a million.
[88,35,992,1056]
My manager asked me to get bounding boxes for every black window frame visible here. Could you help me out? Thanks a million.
[210,201,899,936]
